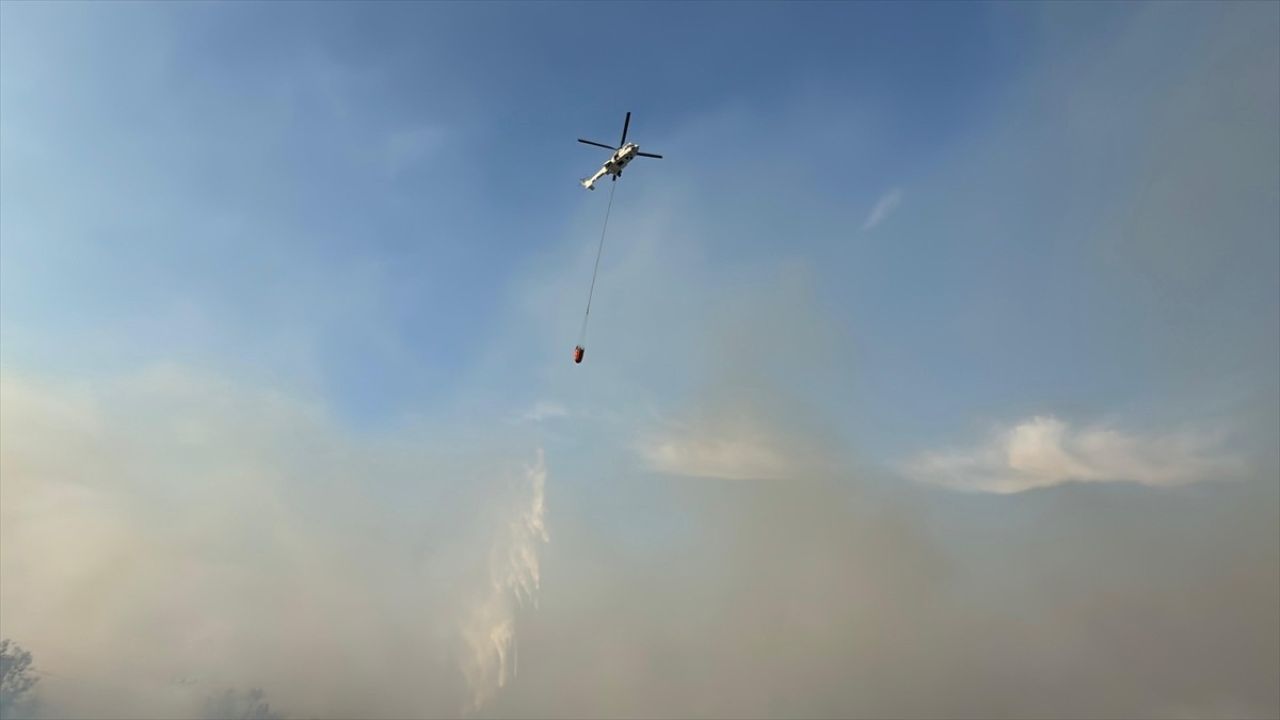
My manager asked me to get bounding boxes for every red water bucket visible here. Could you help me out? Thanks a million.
[573,345,585,364]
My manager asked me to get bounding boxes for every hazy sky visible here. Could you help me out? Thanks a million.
[1,2,1277,719]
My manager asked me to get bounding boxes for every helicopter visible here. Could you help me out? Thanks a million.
[578,112,663,190]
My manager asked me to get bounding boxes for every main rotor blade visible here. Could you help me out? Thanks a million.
[636,152,663,159]
[578,138,615,150]
[619,112,631,146]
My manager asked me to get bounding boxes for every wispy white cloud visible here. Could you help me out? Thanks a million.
[518,401,568,423]
[636,409,828,481]
[640,430,793,481]
[903,416,1241,493]
[861,188,902,231]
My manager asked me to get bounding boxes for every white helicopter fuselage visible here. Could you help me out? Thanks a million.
[581,143,640,190]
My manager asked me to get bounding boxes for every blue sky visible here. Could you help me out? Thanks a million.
[3,2,1034,430]
[4,2,1274,454]
[1,2,1277,718]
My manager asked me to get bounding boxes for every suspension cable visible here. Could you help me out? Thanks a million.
[578,180,618,346]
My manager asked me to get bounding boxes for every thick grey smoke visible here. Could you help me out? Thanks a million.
[0,368,542,719]
[2,363,1277,719]
[481,251,1278,718]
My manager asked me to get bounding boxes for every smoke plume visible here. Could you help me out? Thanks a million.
[459,450,549,713]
